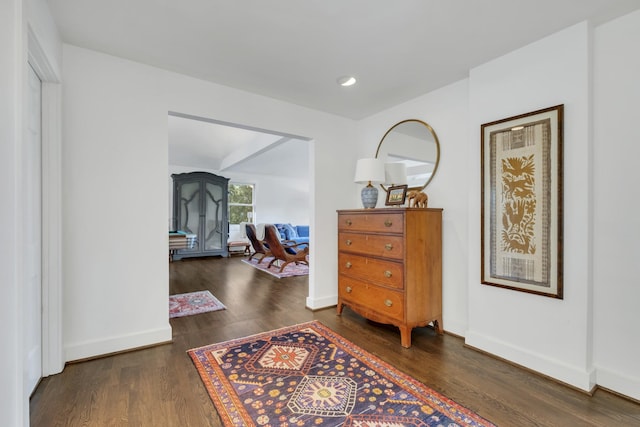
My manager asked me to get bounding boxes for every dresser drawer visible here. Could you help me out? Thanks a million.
[338,252,403,289]
[338,212,404,234]
[338,232,404,260]
[339,276,404,321]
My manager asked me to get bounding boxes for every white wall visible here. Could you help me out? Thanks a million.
[357,17,640,400]
[1,2,23,424]
[251,173,310,227]
[357,80,471,336]
[62,46,172,360]
[62,45,357,361]
[466,22,594,392]
[593,9,640,401]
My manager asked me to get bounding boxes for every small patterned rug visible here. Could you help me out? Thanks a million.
[169,290,226,318]
[188,321,496,427]
[241,257,309,278]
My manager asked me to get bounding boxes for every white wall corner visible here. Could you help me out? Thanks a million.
[465,329,596,392]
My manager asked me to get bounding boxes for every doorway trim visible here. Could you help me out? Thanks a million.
[28,25,63,376]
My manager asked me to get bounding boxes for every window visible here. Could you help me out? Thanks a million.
[228,183,255,224]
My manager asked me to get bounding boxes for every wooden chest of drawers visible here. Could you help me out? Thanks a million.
[336,208,443,347]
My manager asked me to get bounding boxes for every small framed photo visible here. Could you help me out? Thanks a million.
[385,185,408,206]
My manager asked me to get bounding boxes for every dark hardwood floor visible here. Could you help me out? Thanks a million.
[31,256,640,426]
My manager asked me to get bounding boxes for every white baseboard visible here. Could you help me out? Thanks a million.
[595,364,640,402]
[64,326,172,362]
[441,318,467,337]
[306,294,337,311]
[465,329,596,392]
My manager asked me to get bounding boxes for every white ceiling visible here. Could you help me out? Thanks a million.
[47,0,640,176]
[167,113,310,178]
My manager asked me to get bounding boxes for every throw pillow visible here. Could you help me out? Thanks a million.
[282,223,298,239]
[275,224,288,240]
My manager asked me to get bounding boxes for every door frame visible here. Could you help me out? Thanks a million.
[27,26,63,376]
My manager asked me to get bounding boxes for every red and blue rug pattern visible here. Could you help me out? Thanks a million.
[169,290,226,318]
[188,321,495,427]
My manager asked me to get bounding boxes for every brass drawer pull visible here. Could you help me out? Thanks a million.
[346,239,352,246]
[346,286,352,293]
[384,270,392,278]
[385,243,393,251]
[345,262,352,268]
[346,219,352,226]
[384,219,393,227]
[384,299,393,307]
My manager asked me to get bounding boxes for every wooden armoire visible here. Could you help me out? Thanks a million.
[172,172,229,259]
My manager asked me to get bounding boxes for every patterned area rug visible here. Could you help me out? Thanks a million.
[188,321,495,427]
[169,290,226,318]
[241,257,309,278]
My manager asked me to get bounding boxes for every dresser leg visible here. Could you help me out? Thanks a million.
[336,301,344,315]
[399,326,412,348]
[433,317,443,334]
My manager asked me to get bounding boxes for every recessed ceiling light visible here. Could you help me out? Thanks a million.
[337,76,357,87]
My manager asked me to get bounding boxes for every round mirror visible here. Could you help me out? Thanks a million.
[375,119,440,191]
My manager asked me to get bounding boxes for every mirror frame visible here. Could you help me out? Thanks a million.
[375,119,441,192]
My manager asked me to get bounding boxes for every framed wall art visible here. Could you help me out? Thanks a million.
[481,105,564,298]
[385,185,408,206]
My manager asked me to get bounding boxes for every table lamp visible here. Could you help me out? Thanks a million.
[354,158,385,209]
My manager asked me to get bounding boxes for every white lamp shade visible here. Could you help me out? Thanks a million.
[354,158,385,184]
[384,162,407,185]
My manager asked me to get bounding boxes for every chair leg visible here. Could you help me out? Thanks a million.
[278,261,291,272]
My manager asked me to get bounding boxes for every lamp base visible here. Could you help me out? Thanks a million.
[361,185,379,209]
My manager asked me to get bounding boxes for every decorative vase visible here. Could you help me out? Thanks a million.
[361,185,379,209]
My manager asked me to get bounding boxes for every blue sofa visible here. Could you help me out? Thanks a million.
[274,223,309,246]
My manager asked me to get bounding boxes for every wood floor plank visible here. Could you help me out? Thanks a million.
[30,256,640,426]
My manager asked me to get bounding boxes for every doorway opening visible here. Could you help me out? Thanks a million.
[167,112,313,243]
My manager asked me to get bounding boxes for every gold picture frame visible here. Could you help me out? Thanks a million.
[481,105,564,298]
[385,185,408,206]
